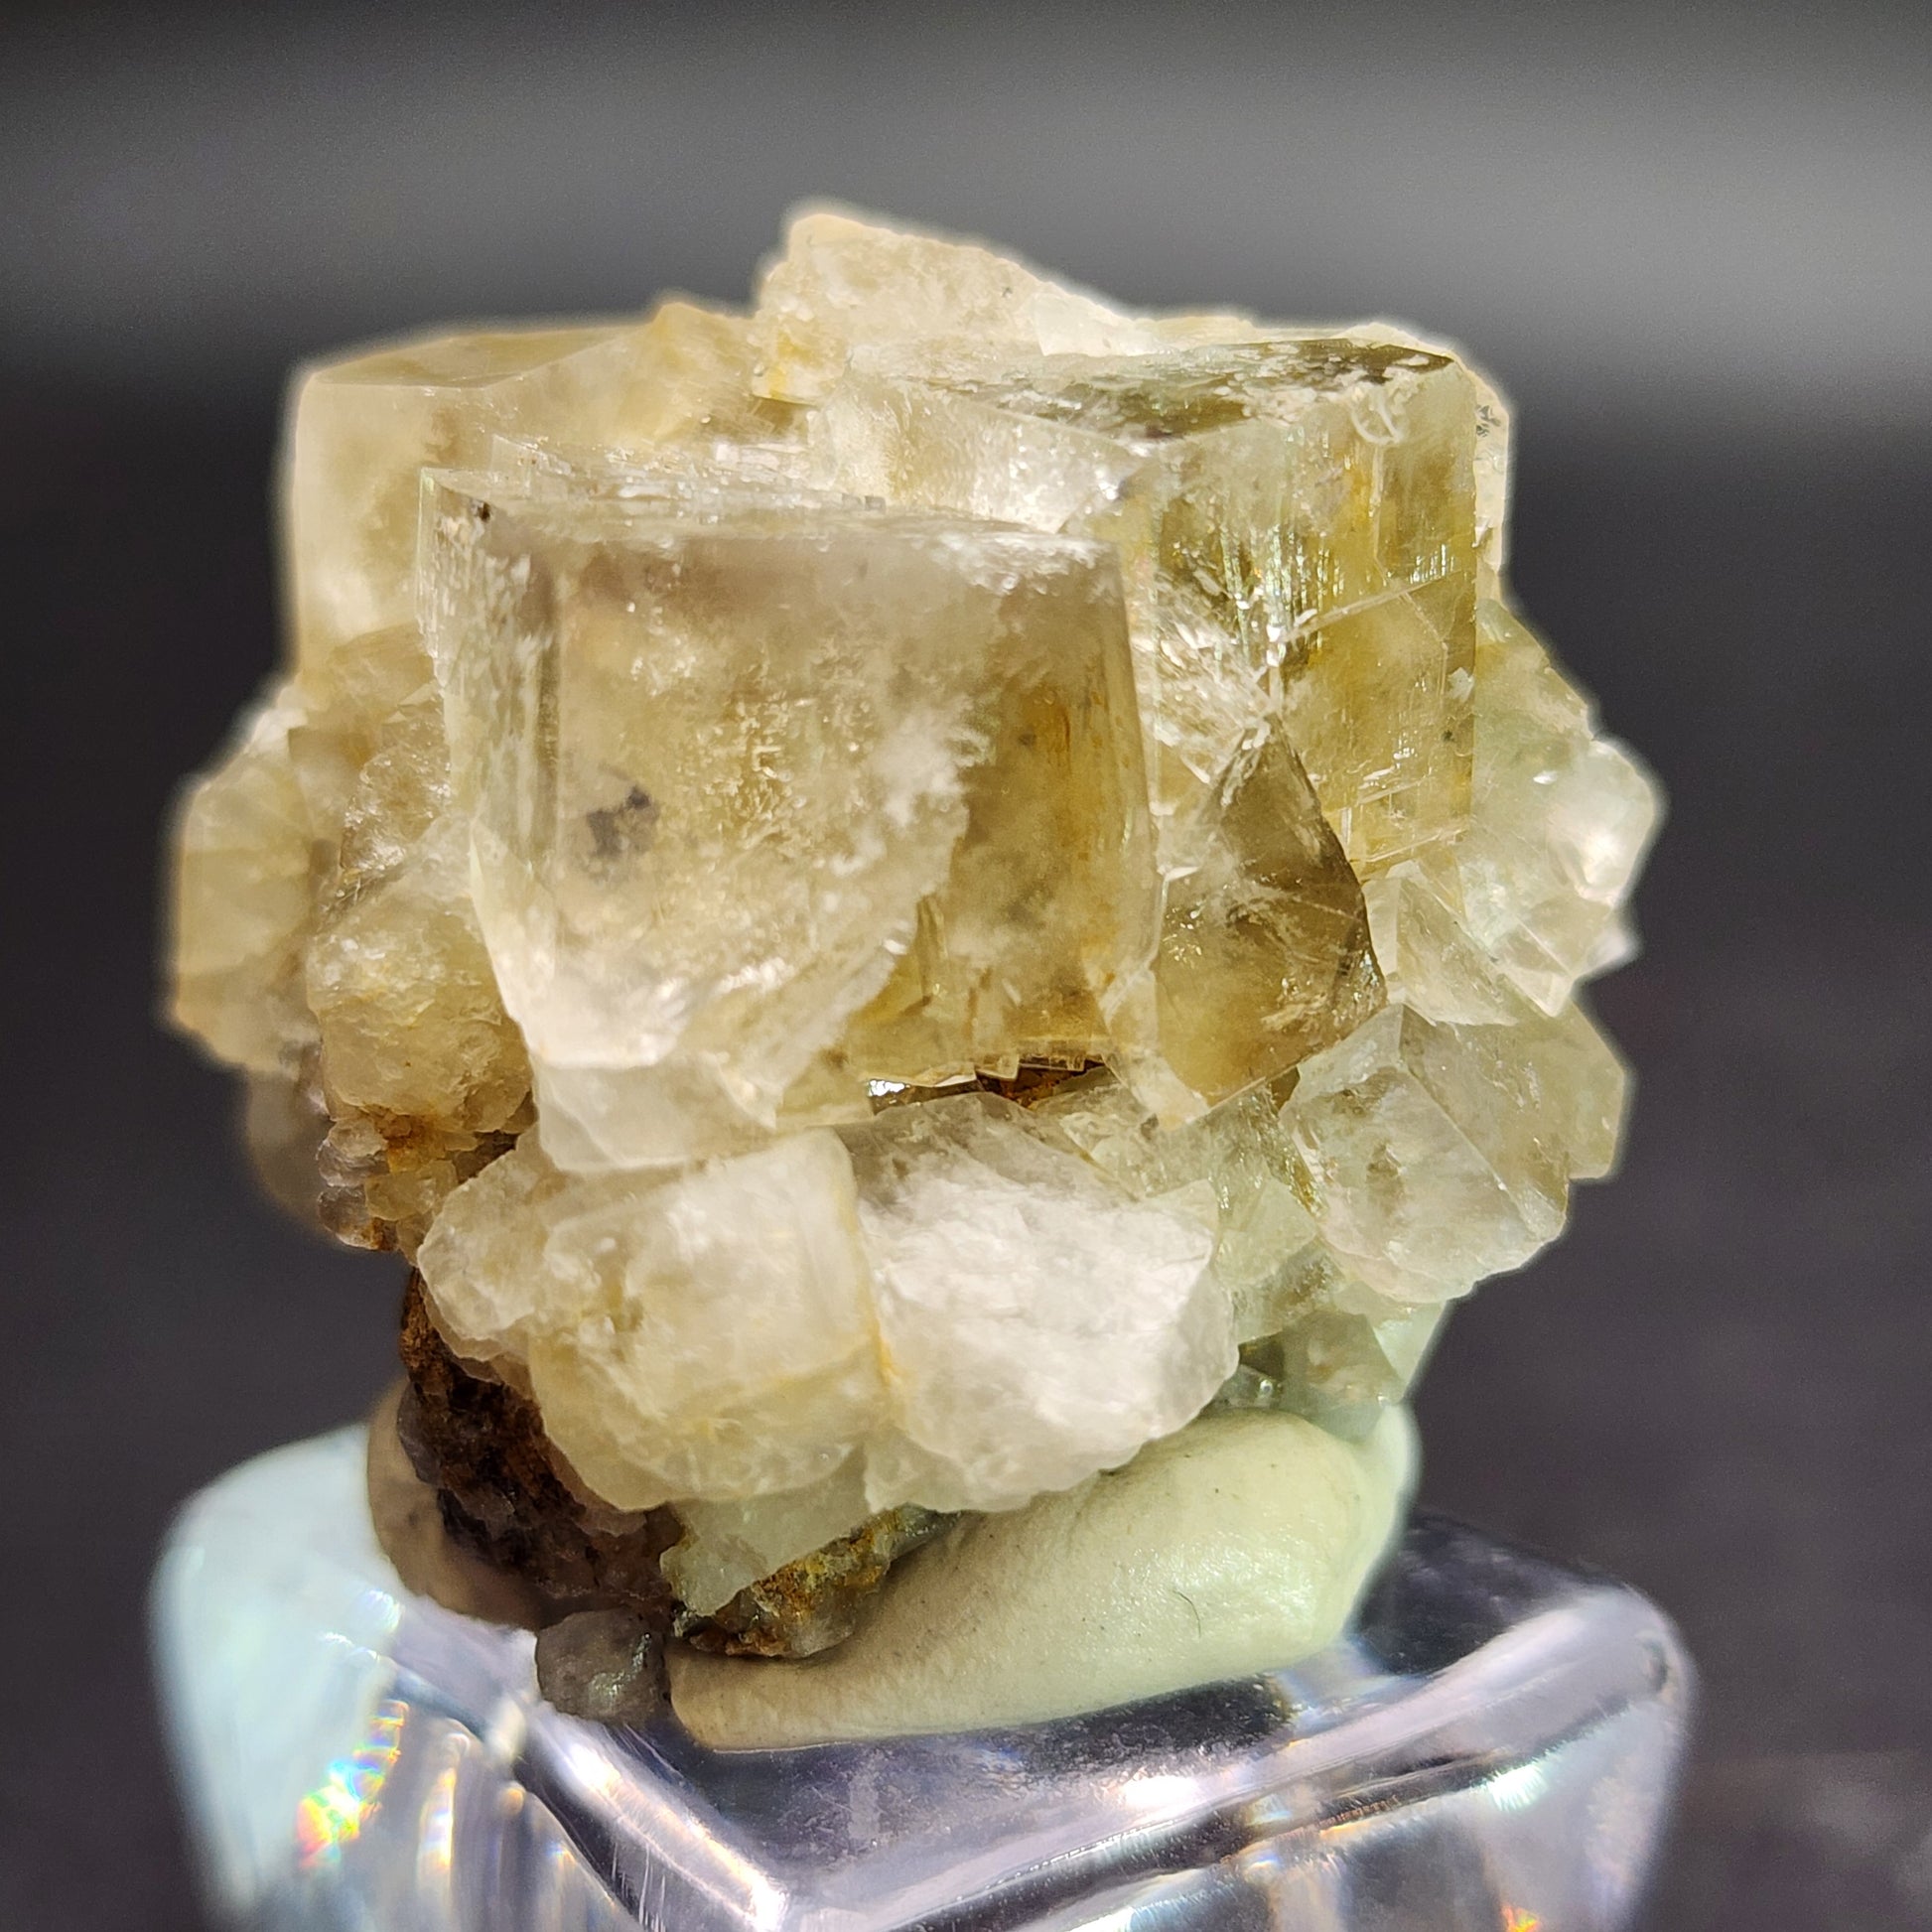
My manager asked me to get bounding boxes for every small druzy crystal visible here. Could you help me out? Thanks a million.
[168,209,1659,1720]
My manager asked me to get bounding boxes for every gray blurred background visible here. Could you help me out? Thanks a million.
[2,2,1928,1925]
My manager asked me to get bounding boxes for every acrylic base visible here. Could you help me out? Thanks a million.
[153,1427,1692,1931]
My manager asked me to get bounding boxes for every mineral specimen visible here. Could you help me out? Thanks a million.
[167,208,1659,1717]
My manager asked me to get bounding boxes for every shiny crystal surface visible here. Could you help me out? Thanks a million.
[156,1429,1692,1931]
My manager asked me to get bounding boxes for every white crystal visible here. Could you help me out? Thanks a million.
[417,1091,1225,1519]
[847,1093,1228,1513]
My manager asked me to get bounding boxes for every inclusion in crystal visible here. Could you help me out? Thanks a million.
[424,477,1154,1168]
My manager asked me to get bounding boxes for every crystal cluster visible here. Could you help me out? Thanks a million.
[169,210,1658,1665]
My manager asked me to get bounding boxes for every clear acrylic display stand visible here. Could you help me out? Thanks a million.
[155,1426,1691,1931]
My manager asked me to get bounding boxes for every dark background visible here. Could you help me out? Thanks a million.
[3,3,1928,1925]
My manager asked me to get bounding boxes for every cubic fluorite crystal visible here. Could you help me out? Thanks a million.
[168,209,1659,1707]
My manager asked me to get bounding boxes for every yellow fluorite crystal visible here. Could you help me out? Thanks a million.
[812,325,1500,1116]
[285,313,783,676]
[168,208,1658,1548]
[817,339,1491,866]
[423,475,1153,1167]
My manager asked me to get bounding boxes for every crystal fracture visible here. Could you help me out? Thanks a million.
[168,211,1659,1706]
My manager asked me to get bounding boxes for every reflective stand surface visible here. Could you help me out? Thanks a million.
[154,1428,1692,1930]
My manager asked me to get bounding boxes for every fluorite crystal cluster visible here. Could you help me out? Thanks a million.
[169,210,1658,1733]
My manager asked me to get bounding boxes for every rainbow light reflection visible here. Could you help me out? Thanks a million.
[296,1697,407,1866]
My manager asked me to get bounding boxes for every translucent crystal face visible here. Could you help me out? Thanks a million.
[167,209,1659,1565]
[424,479,1154,1166]
[289,327,648,675]
[819,335,1489,864]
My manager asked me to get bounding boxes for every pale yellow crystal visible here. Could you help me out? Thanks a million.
[661,1459,873,1617]
[170,690,322,1074]
[234,317,793,1160]
[816,336,1489,868]
[1285,865,1627,1302]
[303,815,528,1136]
[1363,862,1626,1185]
[1445,599,1661,1013]
[424,475,1153,1167]
[170,595,534,1248]
[171,626,450,1077]
[751,207,1206,406]
[812,329,1496,1116]
[288,327,631,674]
[284,310,785,678]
